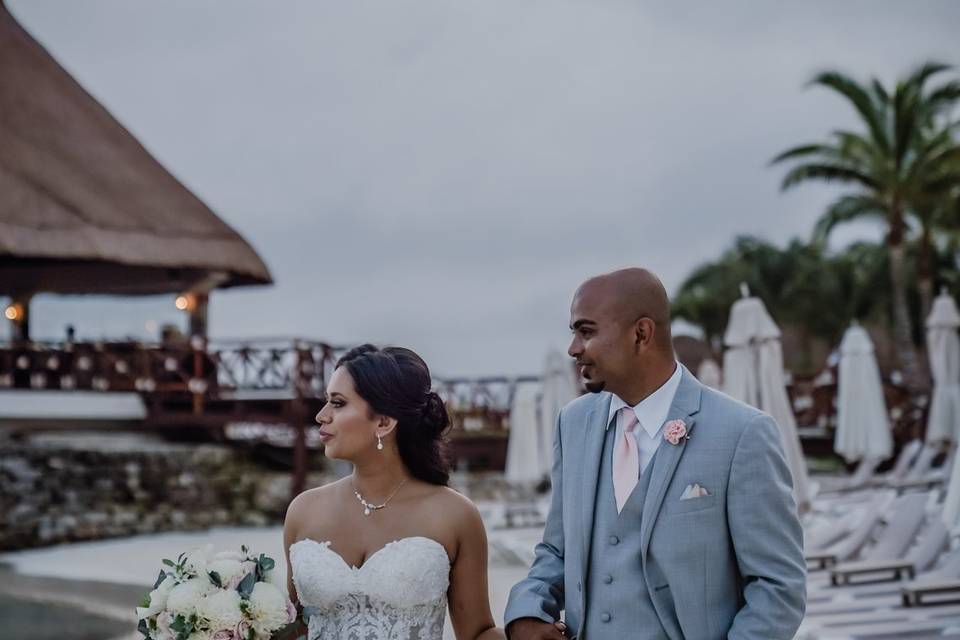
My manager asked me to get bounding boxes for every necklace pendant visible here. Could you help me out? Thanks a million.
[363,507,371,516]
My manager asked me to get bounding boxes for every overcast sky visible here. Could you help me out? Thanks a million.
[7,1,960,376]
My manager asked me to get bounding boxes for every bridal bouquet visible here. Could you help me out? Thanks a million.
[136,545,297,640]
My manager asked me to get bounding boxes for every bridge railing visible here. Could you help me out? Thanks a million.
[0,339,537,433]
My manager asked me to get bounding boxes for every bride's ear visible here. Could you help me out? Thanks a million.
[376,415,398,438]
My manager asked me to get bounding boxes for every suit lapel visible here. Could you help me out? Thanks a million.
[579,392,612,580]
[640,366,703,557]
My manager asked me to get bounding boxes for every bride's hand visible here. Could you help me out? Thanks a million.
[505,618,567,639]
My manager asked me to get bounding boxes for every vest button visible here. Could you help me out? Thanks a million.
[603,574,613,584]
[600,612,612,623]
[577,581,582,592]
[609,535,619,545]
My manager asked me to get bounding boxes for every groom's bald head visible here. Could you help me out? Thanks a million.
[574,268,673,350]
[568,267,675,399]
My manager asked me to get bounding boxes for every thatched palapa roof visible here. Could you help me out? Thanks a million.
[0,2,272,296]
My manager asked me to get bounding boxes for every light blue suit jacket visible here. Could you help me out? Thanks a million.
[504,366,806,639]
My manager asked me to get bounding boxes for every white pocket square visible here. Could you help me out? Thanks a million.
[680,483,711,500]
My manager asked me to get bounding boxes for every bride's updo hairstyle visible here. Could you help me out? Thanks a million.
[335,344,452,486]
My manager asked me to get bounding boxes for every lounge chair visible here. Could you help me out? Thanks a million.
[815,441,920,496]
[901,544,960,606]
[891,442,953,491]
[829,514,947,586]
[806,493,893,570]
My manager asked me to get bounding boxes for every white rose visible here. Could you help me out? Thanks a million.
[185,544,215,574]
[206,558,245,587]
[196,589,243,631]
[263,568,286,589]
[166,578,214,617]
[213,549,246,563]
[247,582,292,635]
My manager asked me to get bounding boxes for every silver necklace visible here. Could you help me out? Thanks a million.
[352,478,407,516]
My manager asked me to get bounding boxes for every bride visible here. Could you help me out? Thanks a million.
[282,344,507,640]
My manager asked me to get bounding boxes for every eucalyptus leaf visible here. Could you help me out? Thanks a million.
[154,570,166,589]
[162,559,175,568]
[208,570,223,588]
[238,571,256,599]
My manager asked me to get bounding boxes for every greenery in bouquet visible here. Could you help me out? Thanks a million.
[136,544,297,640]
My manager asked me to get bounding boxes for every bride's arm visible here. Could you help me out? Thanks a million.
[447,500,506,640]
[279,492,310,639]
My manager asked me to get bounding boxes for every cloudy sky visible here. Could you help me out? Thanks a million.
[7,1,960,376]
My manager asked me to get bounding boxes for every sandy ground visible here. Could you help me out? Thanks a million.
[0,525,539,640]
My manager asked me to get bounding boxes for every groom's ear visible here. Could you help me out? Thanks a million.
[634,317,656,352]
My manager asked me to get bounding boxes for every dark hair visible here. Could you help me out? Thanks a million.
[335,344,451,485]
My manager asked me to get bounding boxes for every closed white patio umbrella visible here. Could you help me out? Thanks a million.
[834,323,892,464]
[723,289,812,511]
[929,290,960,527]
[696,358,722,389]
[505,381,543,485]
[538,350,580,479]
[926,290,960,444]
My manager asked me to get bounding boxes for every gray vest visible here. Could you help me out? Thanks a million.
[582,425,668,639]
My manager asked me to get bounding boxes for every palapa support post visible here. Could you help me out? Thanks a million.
[188,292,209,338]
[6,294,31,343]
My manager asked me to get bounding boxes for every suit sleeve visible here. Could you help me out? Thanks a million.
[503,411,566,626]
[726,413,807,640]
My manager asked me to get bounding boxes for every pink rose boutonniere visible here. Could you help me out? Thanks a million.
[663,419,688,445]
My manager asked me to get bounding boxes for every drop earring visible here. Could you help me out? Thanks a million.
[377,434,384,451]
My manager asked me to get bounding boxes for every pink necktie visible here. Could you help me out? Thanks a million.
[613,407,640,513]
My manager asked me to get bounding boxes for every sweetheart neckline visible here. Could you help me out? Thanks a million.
[292,535,451,572]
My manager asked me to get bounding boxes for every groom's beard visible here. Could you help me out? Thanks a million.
[585,381,606,393]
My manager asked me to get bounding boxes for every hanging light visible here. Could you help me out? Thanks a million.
[175,293,198,312]
[4,302,23,321]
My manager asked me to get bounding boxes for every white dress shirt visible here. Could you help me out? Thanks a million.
[607,362,683,476]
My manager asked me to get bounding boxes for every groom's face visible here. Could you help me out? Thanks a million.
[568,290,635,395]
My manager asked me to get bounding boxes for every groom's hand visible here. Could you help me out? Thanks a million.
[506,618,567,639]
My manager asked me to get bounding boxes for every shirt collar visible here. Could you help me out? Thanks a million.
[607,362,683,438]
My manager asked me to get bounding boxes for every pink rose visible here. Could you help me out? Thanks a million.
[155,612,176,640]
[213,631,233,640]
[663,419,687,445]
[234,620,252,640]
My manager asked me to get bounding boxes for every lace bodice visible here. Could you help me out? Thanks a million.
[291,536,450,640]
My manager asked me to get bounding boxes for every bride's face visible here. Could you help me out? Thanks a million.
[314,367,381,460]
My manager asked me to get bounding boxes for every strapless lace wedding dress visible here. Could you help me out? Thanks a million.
[290,536,450,640]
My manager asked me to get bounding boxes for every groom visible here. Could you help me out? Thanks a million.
[505,268,805,639]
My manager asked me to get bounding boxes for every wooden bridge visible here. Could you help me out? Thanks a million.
[0,338,538,498]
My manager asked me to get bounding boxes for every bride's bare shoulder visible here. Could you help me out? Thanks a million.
[419,485,484,529]
[286,478,347,523]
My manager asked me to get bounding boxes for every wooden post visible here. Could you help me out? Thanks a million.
[290,346,308,502]
[189,292,209,338]
[7,294,31,342]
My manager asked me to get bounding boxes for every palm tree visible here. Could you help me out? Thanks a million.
[772,62,960,391]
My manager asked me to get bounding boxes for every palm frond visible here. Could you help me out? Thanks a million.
[809,71,890,153]
[780,163,879,191]
[812,194,888,244]
[769,144,837,165]
[906,61,953,91]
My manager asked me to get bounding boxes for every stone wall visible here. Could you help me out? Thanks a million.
[0,433,331,551]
